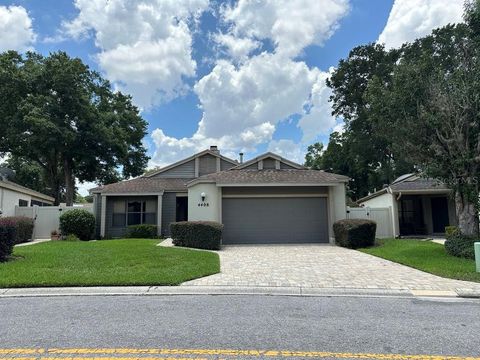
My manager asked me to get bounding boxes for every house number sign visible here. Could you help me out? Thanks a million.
[198,202,210,207]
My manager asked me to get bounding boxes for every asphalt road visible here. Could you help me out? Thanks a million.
[0,295,479,359]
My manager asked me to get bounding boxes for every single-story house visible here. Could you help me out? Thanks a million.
[0,175,55,217]
[357,174,456,237]
[90,146,348,244]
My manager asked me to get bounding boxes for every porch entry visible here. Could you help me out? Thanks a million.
[431,197,449,233]
[398,195,450,236]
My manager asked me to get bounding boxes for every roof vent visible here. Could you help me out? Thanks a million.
[209,145,219,154]
[239,152,244,164]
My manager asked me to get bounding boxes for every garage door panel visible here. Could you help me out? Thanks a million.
[222,197,328,244]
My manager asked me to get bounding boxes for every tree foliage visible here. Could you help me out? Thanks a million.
[0,51,148,205]
[308,0,480,235]
[309,43,414,199]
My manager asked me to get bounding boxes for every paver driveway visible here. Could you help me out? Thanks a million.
[183,244,480,292]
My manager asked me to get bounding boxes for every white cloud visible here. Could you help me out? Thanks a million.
[195,53,318,140]
[213,33,260,62]
[222,0,349,57]
[378,0,464,49]
[298,70,336,142]
[149,0,350,166]
[150,53,331,166]
[77,181,97,196]
[0,5,36,52]
[268,139,305,164]
[63,0,209,109]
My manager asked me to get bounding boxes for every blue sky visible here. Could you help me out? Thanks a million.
[0,0,465,195]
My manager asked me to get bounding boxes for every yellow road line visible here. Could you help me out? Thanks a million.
[42,358,206,360]
[0,349,478,360]
[0,350,44,355]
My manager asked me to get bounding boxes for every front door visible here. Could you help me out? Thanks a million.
[176,197,188,222]
[431,197,449,233]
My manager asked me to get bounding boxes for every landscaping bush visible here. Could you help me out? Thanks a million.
[445,226,459,237]
[126,224,158,239]
[445,231,477,260]
[0,216,34,244]
[333,219,377,249]
[0,224,16,262]
[170,221,223,250]
[59,209,95,241]
[64,234,80,242]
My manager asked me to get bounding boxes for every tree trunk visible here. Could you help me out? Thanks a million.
[46,163,61,206]
[63,158,75,206]
[454,191,479,236]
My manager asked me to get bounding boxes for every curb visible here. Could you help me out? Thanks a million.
[0,286,479,299]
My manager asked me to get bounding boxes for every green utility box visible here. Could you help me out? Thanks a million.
[475,242,480,273]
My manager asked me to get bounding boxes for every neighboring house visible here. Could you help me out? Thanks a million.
[357,174,456,238]
[90,146,348,244]
[0,178,55,217]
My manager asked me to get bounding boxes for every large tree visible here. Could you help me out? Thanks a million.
[0,51,148,205]
[320,43,414,199]
[3,155,54,195]
[365,3,480,235]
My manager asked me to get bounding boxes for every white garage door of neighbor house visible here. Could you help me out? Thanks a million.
[222,197,329,245]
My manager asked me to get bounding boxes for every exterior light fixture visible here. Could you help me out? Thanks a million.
[201,192,206,202]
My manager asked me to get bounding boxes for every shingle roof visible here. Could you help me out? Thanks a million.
[189,169,349,186]
[0,179,55,202]
[357,174,450,203]
[90,177,189,194]
[390,177,449,191]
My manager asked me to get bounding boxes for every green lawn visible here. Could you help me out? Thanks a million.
[360,238,480,283]
[0,239,220,288]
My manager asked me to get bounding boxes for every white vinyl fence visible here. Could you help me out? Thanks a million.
[346,206,394,238]
[15,205,93,239]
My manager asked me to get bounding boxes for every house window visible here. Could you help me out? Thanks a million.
[18,199,29,207]
[112,199,156,227]
[112,199,126,227]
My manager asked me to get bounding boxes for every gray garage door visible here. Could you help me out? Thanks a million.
[222,197,329,244]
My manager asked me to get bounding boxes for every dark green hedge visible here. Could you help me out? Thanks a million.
[59,209,95,241]
[333,219,377,249]
[127,224,158,238]
[445,231,477,260]
[170,221,223,250]
[0,224,16,262]
[0,216,34,244]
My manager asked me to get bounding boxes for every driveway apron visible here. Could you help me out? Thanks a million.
[182,245,480,292]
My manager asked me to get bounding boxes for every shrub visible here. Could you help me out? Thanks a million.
[333,219,377,249]
[64,234,80,242]
[0,216,34,244]
[59,209,95,241]
[126,224,158,239]
[445,226,459,237]
[445,231,477,259]
[0,224,16,262]
[170,221,223,250]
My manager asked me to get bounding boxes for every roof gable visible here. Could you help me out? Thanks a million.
[144,149,237,178]
[233,152,305,170]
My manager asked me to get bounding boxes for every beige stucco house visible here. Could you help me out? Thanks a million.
[357,174,456,237]
[90,147,348,244]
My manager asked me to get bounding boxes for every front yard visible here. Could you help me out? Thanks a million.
[360,238,480,283]
[0,239,220,288]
